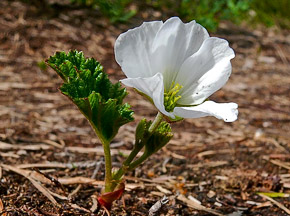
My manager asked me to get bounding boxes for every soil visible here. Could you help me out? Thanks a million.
[1,0,290,215]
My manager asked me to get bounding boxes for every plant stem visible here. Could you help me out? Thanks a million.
[90,120,113,193]
[127,151,149,171]
[112,142,143,182]
[128,112,163,170]
[101,137,113,192]
[112,112,164,188]
[148,112,163,133]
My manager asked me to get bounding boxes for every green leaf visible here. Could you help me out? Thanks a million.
[46,50,134,142]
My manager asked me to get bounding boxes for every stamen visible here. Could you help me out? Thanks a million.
[164,82,182,112]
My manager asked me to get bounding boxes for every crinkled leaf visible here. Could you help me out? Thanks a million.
[46,50,134,141]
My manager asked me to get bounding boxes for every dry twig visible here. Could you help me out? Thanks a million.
[66,146,143,156]
[259,193,290,215]
[263,157,290,170]
[177,194,224,216]
[0,164,59,206]
[0,141,51,151]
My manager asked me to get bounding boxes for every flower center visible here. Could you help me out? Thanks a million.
[164,82,183,112]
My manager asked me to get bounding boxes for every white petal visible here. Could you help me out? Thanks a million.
[114,21,163,78]
[121,73,174,118]
[176,37,235,105]
[151,17,209,90]
[173,101,238,122]
[179,61,232,105]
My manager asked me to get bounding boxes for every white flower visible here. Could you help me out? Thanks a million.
[114,17,238,122]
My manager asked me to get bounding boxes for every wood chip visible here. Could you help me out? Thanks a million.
[246,200,272,208]
[156,185,172,195]
[214,202,222,207]
[187,161,228,169]
[150,191,164,197]
[215,175,229,181]
[48,190,68,200]
[207,190,216,198]
[66,146,143,156]
[177,195,224,216]
[70,203,90,213]
[43,140,64,148]
[0,141,51,151]
[162,148,186,160]
[268,159,290,170]
[68,184,82,199]
[16,161,101,169]
[17,163,67,169]
[259,193,290,214]
[256,201,273,209]
[197,149,233,158]
[58,177,104,185]
[246,200,261,205]
[0,152,20,158]
[188,195,201,205]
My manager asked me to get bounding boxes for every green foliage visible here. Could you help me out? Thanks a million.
[70,0,136,23]
[146,121,173,154]
[249,0,290,28]
[135,118,147,147]
[25,0,290,30]
[135,119,173,156]
[46,50,134,142]
[148,0,250,31]
[148,0,290,30]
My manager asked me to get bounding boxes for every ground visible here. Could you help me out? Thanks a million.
[1,1,290,215]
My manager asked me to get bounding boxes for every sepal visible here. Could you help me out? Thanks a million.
[136,119,173,156]
[135,119,148,145]
[145,121,173,155]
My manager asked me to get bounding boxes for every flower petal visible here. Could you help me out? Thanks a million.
[176,37,235,105]
[151,17,209,90]
[121,73,174,118]
[173,101,238,122]
[114,21,163,78]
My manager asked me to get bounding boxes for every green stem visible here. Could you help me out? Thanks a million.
[148,112,163,133]
[112,112,164,188]
[128,151,150,171]
[101,137,113,192]
[89,120,113,193]
[128,112,163,170]
[112,142,143,182]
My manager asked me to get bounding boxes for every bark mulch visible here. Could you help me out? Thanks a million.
[0,1,290,215]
